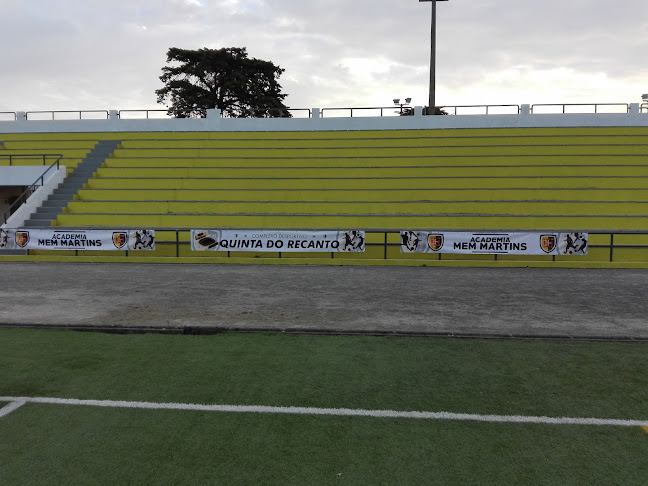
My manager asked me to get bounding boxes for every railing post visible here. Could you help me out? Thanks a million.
[384,232,388,259]
[176,230,180,258]
[610,233,614,262]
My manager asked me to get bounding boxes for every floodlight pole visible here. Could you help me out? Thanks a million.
[419,0,448,115]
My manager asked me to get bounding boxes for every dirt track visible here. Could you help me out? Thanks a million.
[1,262,646,339]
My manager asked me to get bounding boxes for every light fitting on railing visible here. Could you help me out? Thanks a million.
[394,98,412,115]
[642,94,648,102]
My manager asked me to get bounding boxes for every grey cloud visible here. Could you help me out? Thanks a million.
[0,0,646,111]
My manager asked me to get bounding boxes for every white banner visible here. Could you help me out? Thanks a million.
[0,229,155,251]
[400,231,588,255]
[191,229,365,252]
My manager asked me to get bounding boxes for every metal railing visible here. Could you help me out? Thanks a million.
[2,156,62,225]
[23,228,647,263]
[118,109,170,120]
[0,154,65,166]
[531,103,630,114]
[25,110,109,121]
[0,112,17,121]
[2,103,646,121]
[321,107,405,118]
[236,108,311,118]
[438,105,520,116]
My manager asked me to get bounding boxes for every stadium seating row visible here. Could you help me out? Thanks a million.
[2,126,647,263]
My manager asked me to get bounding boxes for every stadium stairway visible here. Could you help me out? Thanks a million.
[22,140,121,227]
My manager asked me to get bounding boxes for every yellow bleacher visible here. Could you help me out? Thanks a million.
[6,126,648,264]
[0,133,104,174]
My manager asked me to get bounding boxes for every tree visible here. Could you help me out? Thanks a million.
[156,47,291,118]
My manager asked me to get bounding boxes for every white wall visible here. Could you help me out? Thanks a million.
[0,107,647,134]
[0,166,59,186]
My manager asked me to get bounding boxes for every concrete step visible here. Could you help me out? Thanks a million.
[35,207,63,215]
[23,219,54,227]
[47,193,74,201]
[39,201,68,210]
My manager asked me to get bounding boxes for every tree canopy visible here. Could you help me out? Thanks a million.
[155,47,291,118]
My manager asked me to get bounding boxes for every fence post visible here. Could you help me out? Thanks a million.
[609,234,614,262]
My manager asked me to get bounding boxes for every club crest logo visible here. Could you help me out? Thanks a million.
[194,231,218,249]
[427,234,444,252]
[112,232,128,249]
[15,231,30,248]
[540,234,557,253]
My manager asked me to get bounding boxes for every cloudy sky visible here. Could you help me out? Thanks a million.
[1,0,647,113]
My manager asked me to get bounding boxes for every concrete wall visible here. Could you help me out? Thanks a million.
[0,105,647,134]
[0,166,59,186]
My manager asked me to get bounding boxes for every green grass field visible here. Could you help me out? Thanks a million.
[1,328,647,485]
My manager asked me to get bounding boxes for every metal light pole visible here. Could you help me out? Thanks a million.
[419,0,448,115]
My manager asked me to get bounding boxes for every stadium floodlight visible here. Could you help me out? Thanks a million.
[419,0,449,115]
[394,97,412,115]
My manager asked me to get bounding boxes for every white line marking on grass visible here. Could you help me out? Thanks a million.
[0,396,646,428]
[0,400,26,418]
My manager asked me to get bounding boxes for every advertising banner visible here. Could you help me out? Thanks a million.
[0,229,155,251]
[191,229,365,252]
[400,231,588,255]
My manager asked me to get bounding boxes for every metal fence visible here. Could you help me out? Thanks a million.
[2,103,643,121]
[530,103,630,114]
[25,110,110,121]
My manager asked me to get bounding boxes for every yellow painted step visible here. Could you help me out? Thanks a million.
[86,176,648,190]
[0,149,91,158]
[111,145,648,158]
[55,213,648,231]
[75,188,648,202]
[64,200,648,216]
[104,155,648,168]
[95,166,648,178]
[117,135,648,149]
[3,141,99,150]
[3,127,648,142]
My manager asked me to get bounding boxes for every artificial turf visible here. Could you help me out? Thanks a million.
[1,328,647,485]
